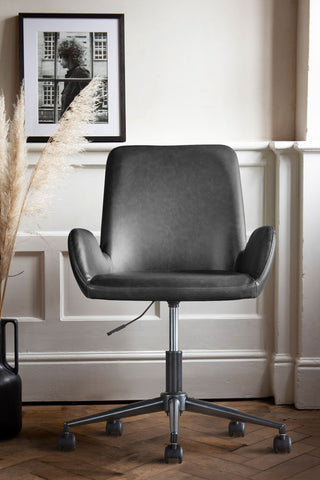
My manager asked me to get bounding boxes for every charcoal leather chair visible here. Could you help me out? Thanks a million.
[58,145,292,462]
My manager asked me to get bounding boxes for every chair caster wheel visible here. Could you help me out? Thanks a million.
[58,431,76,451]
[228,421,245,437]
[106,419,123,436]
[164,444,183,463]
[273,434,292,453]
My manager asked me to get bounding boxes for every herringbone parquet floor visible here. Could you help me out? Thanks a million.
[1,399,320,479]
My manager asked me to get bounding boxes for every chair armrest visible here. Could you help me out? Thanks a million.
[235,226,276,295]
[68,229,112,292]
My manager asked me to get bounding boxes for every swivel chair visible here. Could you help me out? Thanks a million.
[58,145,292,462]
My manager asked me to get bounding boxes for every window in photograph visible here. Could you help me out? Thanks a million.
[43,81,54,106]
[43,32,55,60]
[94,33,107,60]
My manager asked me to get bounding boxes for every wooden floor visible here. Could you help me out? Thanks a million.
[1,399,320,479]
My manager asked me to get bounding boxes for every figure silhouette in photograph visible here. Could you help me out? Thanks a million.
[58,38,90,118]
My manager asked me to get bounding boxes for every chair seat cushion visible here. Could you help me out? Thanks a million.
[87,271,258,301]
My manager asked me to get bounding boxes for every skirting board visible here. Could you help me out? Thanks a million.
[295,358,320,409]
[19,350,270,402]
[271,354,295,405]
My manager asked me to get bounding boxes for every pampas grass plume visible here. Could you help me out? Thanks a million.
[0,77,103,317]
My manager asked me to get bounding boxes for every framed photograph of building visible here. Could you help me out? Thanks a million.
[19,13,125,142]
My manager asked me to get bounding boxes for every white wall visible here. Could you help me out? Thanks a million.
[0,0,297,141]
[3,0,320,408]
[303,0,320,140]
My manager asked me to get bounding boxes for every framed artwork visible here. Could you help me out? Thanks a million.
[19,13,126,142]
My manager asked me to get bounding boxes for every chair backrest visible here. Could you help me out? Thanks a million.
[100,145,246,272]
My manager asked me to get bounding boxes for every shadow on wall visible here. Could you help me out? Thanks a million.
[0,16,20,118]
[271,0,298,140]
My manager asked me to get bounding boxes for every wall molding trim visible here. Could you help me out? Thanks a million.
[296,356,320,368]
[17,348,268,364]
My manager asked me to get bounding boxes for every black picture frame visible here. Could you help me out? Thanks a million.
[19,13,126,143]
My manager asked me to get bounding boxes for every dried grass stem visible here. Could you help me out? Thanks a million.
[0,77,102,318]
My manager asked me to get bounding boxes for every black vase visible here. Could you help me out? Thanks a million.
[0,319,22,439]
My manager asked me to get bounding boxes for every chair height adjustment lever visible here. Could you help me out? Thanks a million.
[106,301,154,336]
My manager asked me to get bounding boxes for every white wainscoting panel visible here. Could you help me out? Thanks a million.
[3,142,317,407]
